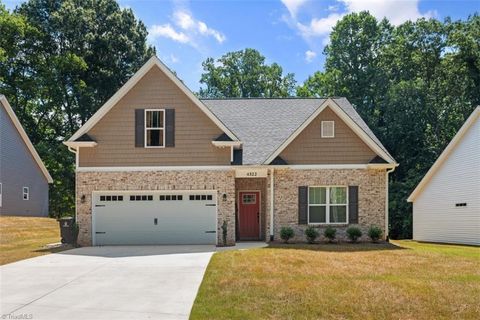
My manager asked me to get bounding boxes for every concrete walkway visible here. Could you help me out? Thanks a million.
[0,243,265,320]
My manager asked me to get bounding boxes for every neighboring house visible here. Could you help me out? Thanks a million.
[0,95,53,217]
[64,56,398,246]
[408,107,480,246]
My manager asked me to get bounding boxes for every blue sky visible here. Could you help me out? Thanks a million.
[4,0,479,91]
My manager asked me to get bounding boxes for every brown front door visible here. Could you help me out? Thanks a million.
[238,191,260,240]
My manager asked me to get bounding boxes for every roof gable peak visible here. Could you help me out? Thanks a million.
[68,56,238,143]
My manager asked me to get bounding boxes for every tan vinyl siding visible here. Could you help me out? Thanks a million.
[279,107,377,164]
[79,66,230,167]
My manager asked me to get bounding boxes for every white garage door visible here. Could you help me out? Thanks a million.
[92,191,217,245]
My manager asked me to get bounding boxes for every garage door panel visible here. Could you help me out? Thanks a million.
[93,192,217,245]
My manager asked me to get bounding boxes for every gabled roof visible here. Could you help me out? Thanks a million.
[408,106,480,202]
[0,95,53,183]
[203,98,396,165]
[67,56,239,143]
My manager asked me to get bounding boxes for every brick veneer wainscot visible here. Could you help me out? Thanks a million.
[76,170,236,246]
[272,169,386,242]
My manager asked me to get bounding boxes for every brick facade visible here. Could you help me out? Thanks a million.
[271,168,386,242]
[75,168,386,246]
[76,170,236,246]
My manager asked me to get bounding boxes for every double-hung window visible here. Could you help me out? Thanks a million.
[308,186,348,224]
[23,187,29,201]
[145,109,165,147]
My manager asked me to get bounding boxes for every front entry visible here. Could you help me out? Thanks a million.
[238,191,260,240]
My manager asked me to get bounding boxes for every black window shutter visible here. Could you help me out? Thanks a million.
[135,109,144,147]
[349,186,359,224]
[298,186,308,225]
[165,109,175,147]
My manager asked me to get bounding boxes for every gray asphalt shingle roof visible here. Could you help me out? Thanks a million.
[202,97,393,165]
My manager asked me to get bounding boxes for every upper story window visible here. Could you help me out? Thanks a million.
[23,187,29,200]
[145,109,165,147]
[308,186,347,224]
[321,121,335,138]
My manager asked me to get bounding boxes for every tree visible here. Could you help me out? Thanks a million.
[298,12,479,238]
[199,48,296,98]
[0,0,155,217]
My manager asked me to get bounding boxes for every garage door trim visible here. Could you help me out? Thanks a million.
[91,190,218,245]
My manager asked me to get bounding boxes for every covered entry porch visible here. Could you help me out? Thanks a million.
[234,168,273,242]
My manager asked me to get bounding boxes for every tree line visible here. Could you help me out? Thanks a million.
[1,0,478,238]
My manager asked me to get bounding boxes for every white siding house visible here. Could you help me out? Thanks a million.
[408,107,480,245]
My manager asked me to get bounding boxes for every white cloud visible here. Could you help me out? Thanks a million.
[340,0,436,25]
[148,9,226,49]
[148,24,189,43]
[173,10,226,43]
[305,50,317,62]
[281,0,308,18]
[283,0,436,51]
[297,12,345,38]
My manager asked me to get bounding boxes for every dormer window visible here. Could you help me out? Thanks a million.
[145,109,165,147]
[321,121,335,138]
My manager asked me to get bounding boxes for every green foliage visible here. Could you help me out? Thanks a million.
[323,226,337,243]
[0,1,154,217]
[367,225,383,243]
[305,226,319,244]
[346,226,362,243]
[298,12,479,239]
[280,226,294,243]
[199,48,296,98]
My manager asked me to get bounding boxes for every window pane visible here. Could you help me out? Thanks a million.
[309,187,326,204]
[330,187,347,204]
[309,206,326,223]
[330,206,347,223]
[146,111,164,128]
[146,129,164,146]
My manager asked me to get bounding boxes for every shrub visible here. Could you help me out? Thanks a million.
[368,225,383,243]
[324,226,337,243]
[305,226,319,244]
[346,226,362,243]
[280,227,295,243]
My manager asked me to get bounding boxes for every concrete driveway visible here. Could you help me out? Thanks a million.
[0,245,216,319]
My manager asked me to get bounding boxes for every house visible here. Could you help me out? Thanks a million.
[0,95,53,217]
[64,56,398,246]
[408,107,480,246]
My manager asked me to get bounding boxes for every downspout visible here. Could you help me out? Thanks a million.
[385,166,396,241]
[67,146,78,222]
[270,168,275,241]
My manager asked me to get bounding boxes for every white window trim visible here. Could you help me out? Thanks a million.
[307,186,348,225]
[321,121,335,138]
[144,109,166,148]
[23,186,29,201]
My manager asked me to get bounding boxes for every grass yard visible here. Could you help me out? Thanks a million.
[191,240,480,320]
[0,216,66,265]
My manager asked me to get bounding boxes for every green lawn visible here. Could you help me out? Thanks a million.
[191,240,480,320]
[0,216,69,265]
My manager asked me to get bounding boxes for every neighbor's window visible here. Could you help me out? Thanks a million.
[23,187,29,200]
[321,121,335,138]
[308,186,347,224]
[145,109,165,147]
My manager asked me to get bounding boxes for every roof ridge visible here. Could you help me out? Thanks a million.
[200,97,343,100]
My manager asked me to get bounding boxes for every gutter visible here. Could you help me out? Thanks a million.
[270,168,274,241]
[385,166,396,241]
